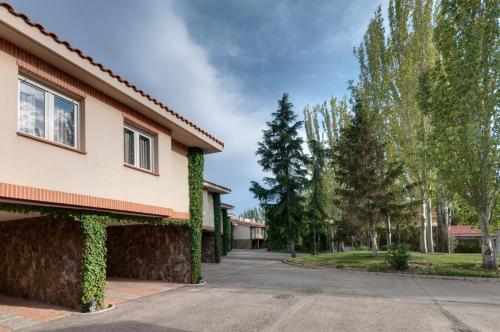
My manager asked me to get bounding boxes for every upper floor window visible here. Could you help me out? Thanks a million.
[124,124,154,172]
[18,76,79,148]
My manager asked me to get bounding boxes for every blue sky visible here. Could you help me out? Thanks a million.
[9,0,386,214]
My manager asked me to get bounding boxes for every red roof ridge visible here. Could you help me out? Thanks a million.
[0,2,223,148]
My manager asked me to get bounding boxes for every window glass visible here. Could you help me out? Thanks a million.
[124,126,154,172]
[139,135,151,170]
[124,127,135,165]
[54,96,76,146]
[19,81,45,138]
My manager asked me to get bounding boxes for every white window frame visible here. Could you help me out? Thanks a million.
[123,124,155,172]
[18,75,79,148]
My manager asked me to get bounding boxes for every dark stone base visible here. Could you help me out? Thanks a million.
[0,217,84,310]
[233,239,252,249]
[106,224,192,283]
[201,232,215,263]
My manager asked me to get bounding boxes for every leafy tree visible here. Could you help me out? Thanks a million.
[420,0,499,269]
[251,94,308,257]
[385,0,437,253]
[240,207,266,221]
[304,105,327,254]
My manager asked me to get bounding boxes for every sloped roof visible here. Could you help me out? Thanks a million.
[449,225,481,236]
[0,2,223,148]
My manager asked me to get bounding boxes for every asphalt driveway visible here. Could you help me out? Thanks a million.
[23,249,500,332]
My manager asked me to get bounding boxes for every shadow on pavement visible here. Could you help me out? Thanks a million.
[43,321,188,332]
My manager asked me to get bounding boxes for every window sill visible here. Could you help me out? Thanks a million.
[17,132,86,155]
[123,163,159,176]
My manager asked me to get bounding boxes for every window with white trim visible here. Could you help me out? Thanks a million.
[124,124,154,172]
[18,76,79,148]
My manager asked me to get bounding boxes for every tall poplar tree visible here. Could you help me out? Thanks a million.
[385,0,437,253]
[420,0,499,269]
[251,93,308,257]
[304,105,327,255]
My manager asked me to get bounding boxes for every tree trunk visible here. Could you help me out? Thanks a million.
[426,199,434,253]
[369,219,378,256]
[330,225,334,253]
[437,200,451,253]
[386,215,392,246]
[288,240,296,258]
[339,241,345,252]
[420,196,428,253]
[496,227,500,257]
[478,208,497,270]
[312,219,318,255]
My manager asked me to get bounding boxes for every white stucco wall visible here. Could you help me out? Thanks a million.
[202,190,214,228]
[233,223,251,240]
[0,49,189,214]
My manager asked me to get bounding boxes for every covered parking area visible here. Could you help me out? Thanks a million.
[0,203,193,313]
[201,181,231,264]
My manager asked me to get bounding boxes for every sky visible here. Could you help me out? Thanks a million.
[8,0,386,214]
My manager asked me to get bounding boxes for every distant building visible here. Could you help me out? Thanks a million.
[231,215,267,249]
[449,225,482,247]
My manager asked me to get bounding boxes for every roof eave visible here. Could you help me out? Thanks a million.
[0,5,223,153]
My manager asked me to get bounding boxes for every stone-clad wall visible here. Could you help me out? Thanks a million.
[233,239,252,249]
[0,217,84,309]
[202,232,215,263]
[106,225,192,283]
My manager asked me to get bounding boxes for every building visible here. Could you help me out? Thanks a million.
[449,225,482,247]
[202,181,230,263]
[231,215,267,249]
[0,3,223,311]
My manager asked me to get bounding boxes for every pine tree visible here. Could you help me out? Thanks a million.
[251,93,308,257]
[335,96,404,256]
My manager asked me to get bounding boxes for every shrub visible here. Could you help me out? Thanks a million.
[355,245,370,251]
[455,242,481,253]
[385,243,411,270]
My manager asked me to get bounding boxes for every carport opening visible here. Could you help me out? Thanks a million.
[105,223,192,283]
[201,230,216,263]
[0,212,84,310]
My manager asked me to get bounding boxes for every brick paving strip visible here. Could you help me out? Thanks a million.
[0,279,184,331]
[104,278,185,306]
[0,295,75,331]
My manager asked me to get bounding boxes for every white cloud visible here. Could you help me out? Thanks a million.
[115,0,267,212]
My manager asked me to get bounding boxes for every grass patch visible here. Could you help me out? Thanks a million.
[289,251,500,278]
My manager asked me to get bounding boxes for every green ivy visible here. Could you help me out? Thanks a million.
[188,147,204,283]
[222,208,230,255]
[212,193,222,263]
[0,203,188,310]
[72,213,107,311]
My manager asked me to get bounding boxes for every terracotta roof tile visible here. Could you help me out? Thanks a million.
[449,225,481,236]
[0,2,223,147]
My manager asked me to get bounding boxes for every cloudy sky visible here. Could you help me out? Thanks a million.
[9,0,386,214]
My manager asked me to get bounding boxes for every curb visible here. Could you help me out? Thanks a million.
[282,259,500,283]
[79,304,115,315]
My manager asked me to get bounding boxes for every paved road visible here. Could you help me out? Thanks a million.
[24,249,500,332]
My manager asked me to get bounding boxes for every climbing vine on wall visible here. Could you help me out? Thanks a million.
[222,209,230,255]
[72,213,107,311]
[0,203,188,311]
[213,193,222,263]
[188,147,204,283]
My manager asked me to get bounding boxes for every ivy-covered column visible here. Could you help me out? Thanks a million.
[230,222,234,251]
[213,193,222,263]
[222,208,230,255]
[188,147,204,283]
[72,213,107,312]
